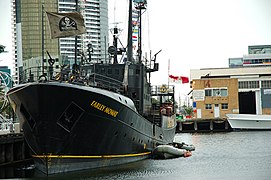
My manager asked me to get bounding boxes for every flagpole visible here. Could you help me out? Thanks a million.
[168,59,170,87]
[42,3,45,75]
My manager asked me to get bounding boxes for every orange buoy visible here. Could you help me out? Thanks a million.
[184,151,192,157]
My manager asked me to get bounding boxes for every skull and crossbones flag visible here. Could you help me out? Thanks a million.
[46,12,86,39]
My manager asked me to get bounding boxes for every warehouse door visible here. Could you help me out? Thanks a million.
[239,91,256,114]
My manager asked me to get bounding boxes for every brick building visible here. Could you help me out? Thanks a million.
[190,66,271,119]
[191,77,239,119]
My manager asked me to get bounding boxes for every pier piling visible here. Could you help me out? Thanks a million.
[176,118,232,133]
[0,133,28,166]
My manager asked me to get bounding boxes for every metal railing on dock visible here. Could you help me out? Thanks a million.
[176,118,232,133]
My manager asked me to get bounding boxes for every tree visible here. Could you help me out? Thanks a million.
[182,105,193,116]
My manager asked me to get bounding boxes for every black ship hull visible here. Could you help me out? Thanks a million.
[7,82,176,174]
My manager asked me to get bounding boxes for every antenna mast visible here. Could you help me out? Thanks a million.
[134,0,147,63]
[127,0,133,62]
[74,0,78,65]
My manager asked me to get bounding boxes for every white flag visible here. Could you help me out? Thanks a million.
[46,12,86,39]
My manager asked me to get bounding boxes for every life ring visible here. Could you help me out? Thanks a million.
[160,85,167,93]
[38,75,47,82]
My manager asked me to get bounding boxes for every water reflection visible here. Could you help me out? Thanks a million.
[2,131,271,179]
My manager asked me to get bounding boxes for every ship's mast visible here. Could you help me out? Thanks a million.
[127,0,133,62]
[134,1,146,63]
[113,27,118,64]
[74,0,78,65]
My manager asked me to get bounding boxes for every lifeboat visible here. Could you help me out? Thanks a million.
[152,144,193,159]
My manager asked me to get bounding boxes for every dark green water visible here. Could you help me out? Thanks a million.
[2,131,271,179]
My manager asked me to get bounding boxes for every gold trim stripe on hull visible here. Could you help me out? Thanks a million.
[32,151,151,159]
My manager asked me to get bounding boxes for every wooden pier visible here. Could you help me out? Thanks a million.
[0,133,30,166]
[176,118,232,133]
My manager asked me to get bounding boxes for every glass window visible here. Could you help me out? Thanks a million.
[221,89,228,96]
[221,103,228,109]
[262,80,271,88]
[205,104,212,109]
[213,89,221,96]
[239,81,259,89]
[205,89,212,96]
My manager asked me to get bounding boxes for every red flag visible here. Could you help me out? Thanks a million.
[169,75,179,81]
[169,75,189,84]
[180,76,189,83]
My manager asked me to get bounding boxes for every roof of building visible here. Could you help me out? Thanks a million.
[190,66,271,80]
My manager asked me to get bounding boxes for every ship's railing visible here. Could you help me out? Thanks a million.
[19,66,124,93]
[20,66,61,83]
[84,73,124,93]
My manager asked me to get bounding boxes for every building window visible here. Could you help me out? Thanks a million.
[205,88,228,96]
[250,81,259,88]
[239,81,259,89]
[221,89,228,96]
[205,89,212,96]
[221,103,228,109]
[205,104,212,109]
[262,80,271,88]
[213,89,221,96]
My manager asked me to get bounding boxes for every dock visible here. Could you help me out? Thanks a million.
[176,118,232,133]
[0,133,30,166]
[0,122,31,167]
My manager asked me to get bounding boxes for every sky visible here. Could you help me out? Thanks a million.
[0,0,12,69]
[109,0,271,101]
[1,0,271,102]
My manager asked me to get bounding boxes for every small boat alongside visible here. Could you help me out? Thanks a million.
[226,114,271,130]
[173,142,195,151]
[152,142,194,159]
